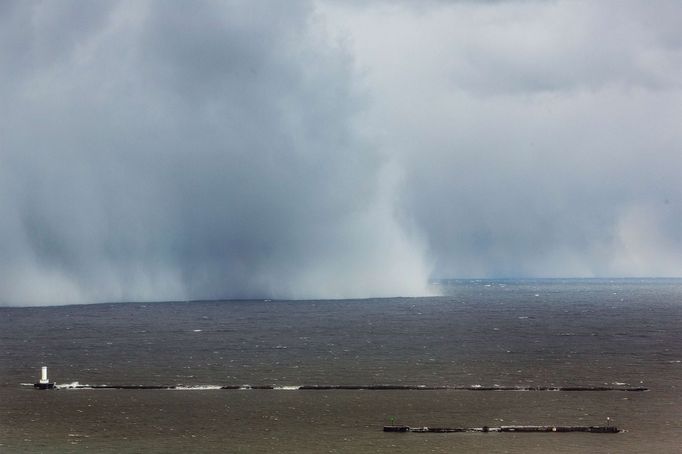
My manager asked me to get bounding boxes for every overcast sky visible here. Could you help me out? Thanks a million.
[1,0,680,305]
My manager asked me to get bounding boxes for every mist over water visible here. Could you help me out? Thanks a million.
[0,1,431,305]
[1,1,682,306]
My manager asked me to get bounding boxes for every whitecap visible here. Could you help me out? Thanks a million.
[174,385,221,390]
[57,382,90,389]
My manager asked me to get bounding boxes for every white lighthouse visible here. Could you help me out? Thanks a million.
[34,366,55,389]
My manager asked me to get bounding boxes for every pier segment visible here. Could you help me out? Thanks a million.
[384,425,621,433]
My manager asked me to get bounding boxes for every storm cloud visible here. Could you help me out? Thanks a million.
[1,1,680,305]
[323,0,682,278]
[0,0,430,305]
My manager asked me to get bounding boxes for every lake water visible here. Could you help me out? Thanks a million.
[1,279,681,452]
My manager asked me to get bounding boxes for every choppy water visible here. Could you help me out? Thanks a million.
[1,279,681,453]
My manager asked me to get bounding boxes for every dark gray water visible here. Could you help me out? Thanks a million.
[1,279,681,452]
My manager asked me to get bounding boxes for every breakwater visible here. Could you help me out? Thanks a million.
[384,425,621,433]
[42,383,649,391]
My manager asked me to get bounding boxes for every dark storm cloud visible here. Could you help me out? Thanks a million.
[0,0,429,305]
[2,1,681,306]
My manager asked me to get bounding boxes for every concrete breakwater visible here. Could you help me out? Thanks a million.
[46,383,648,391]
[384,425,621,433]
[295,385,647,391]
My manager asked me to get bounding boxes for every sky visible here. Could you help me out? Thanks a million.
[1,0,680,305]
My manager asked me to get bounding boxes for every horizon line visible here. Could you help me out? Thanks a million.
[2,276,681,308]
